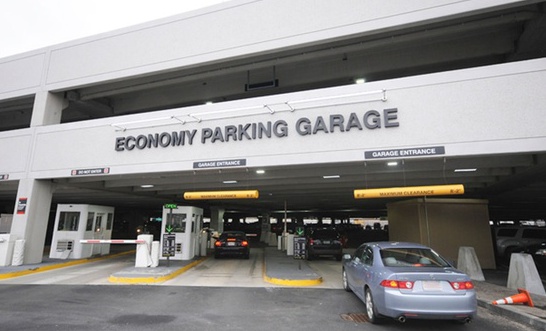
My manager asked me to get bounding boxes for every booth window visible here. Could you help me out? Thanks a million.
[169,213,187,233]
[57,212,80,231]
[106,213,113,230]
[86,212,94,231]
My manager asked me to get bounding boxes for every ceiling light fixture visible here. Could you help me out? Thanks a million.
[256,170,265,174]
[140,184,154,188]
[222,180,238,184]
[387,162,398,166]
[354,78,366,84]
[454,168,477,172]
[323,175,340,179]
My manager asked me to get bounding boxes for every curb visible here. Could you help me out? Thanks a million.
[108,257,208,284]
[263,272,323,286]
[477,299,546,330]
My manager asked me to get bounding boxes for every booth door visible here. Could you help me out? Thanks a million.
[92,214,104,255]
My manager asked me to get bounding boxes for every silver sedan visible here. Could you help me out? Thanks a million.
[342,241,477,324]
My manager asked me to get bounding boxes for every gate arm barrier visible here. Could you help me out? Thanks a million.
[80,238,154,268]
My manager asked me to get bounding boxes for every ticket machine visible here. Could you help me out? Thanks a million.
[49,204,114,259]
[160,205,203,260]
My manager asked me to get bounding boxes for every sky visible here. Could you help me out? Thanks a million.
[0,0,228,58]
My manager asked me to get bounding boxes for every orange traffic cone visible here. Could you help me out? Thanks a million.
[492,288,534,307]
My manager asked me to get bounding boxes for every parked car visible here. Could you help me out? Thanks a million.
[524,241,546,271]
[494,226,546,259]
[305,227,343,261]
[214,231,250,259]
[342,241,476,324]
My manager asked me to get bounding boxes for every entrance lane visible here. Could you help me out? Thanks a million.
[163,247,270,287]
[0,247,345,287]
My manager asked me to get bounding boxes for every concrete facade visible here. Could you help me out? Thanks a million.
[0,0,545,264]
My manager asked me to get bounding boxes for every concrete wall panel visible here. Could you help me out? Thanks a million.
[388,198,496,269]
[0,53,45,98]
[0,130,32,176]
[26,59,546,179]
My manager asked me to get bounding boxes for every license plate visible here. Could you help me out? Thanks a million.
[227,242,236,246]
[323,240,331,244]
[422,281,442,291]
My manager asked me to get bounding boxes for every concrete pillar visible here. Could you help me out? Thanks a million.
[210,207,225,233]
[286,234,295,256]
[9,179,55,264]
[1,91,66,265]
[260,213,270,244]
[30,91,66,127]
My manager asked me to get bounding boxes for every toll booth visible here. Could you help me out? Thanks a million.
[160,205,203,260]
[49,204,115,259]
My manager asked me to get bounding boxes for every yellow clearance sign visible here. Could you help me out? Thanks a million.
[354,184,464,199]
[184,190,259,200]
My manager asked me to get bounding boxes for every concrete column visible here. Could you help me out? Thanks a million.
[30,91,66,127]
[260,213,270,244]
[9,179,55,264]
[210,207,225,233]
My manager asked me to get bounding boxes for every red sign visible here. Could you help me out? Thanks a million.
[17,197,27,215]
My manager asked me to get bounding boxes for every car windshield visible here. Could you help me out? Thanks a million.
[379,247,450,267]
[311,230,338,239]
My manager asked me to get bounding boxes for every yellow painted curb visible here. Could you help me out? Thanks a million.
[0,250,135,280]
[108,257,207,284]
[263,273,323,286]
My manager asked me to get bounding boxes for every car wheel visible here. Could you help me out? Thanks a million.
[365,288,381,324]
[342,269,351,292]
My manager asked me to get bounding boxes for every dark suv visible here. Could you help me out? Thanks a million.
[305,228,343,261]
[494,226,546,259]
